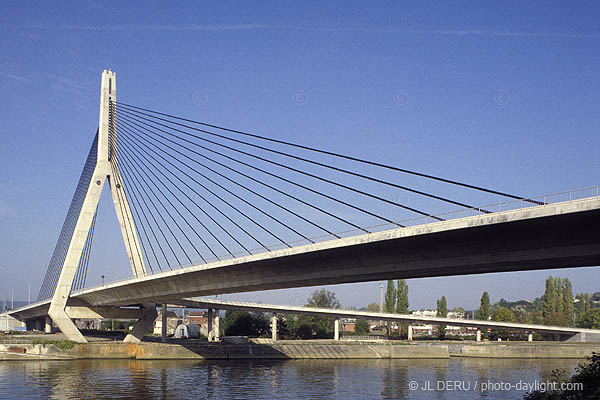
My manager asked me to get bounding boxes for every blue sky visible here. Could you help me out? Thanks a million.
[1,1,599,309]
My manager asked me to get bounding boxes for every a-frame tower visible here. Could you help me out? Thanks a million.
[47,70,154,342]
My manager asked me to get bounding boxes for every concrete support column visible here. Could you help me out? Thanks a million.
[124,303,158,344]
[214,309,220,341]
[334,317,340,341]
[271,314,278,341]
[45,316,52,334]
[407,325,413,341]
[476,329,482,342]
[528,333,533,342]
[161,303,167,343]
[207,308,213,341]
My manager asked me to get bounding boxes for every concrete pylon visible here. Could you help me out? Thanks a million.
[161,303,167,343]
[207,308,214,341]
[44,316,52,334]
[271,314,278,341]
[214,310,220,341]
[48,70,148,343]
[124,303,157,343]
[334,317,340,341]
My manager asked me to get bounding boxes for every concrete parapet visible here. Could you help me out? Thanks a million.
[448,343,598,359]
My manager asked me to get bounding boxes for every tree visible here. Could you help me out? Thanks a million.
[436,296,448,338]
[355,319,370,334]
[575,293,592,314]
[563,278,574,327]
[307,289,340,309]
[543,276,558,320]
[222,311,270,337]
[366,303,380,313]
[477,291,491,321]
[384,280,396,313]
[491,306,516,322]
[436,296,448,318]
[542,276,575,327]
[578,309,600,329]
[395,279,409,314]
[524,352,600,400]
[287,289,340,339]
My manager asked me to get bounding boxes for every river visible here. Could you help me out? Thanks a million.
[0,358,581,399]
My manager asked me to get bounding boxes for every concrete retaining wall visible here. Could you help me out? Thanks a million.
[448,343,598,359]
[133,341,449,360]
[1,340,597,361]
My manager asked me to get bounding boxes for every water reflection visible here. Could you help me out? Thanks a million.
[0,358,580,399]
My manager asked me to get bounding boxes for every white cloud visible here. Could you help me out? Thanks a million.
[22,24,599,39]
[0,71,30,82]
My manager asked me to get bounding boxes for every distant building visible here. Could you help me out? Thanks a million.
[342,318,356,332]
[186,310,218,337]
[188,311,208,326]
[153,311,181,336]
[411,309,437,317]
[410,310,440,336]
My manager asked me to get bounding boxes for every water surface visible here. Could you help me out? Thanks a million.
[0,358,581,399]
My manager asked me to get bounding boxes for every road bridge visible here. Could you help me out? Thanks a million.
[170,297,600,342]
[4,70,599,342]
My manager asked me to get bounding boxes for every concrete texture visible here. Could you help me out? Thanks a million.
[448,342,598,359]
[1,341,597,361]
[170,297,600,339]
[70,196,600,307]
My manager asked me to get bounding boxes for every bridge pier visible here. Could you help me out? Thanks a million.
[124,303,158,344]
[528,333,533,342]
[214,310,220,341]
[207,308,213,341]
[271,314,278,341]
[45,316,52,333]
[476,330,482,342]
[407,325,413,341]
[334,317,340,341]
[207,308,222,341]
[161,304,167,342]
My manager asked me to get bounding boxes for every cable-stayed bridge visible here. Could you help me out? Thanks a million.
[4,70,600,342]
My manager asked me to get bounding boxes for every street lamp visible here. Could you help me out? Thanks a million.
[379,283,384,313]
[101,275,105,285]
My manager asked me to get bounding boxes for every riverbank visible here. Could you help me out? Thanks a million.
[1,339,597,360]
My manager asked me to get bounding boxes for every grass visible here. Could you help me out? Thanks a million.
[30,339,76,350]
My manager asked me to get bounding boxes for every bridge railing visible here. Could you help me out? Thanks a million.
[276,185,600,248]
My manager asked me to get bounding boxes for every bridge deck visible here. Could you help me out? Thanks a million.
[173,297,600,336]
[8,195,600,319]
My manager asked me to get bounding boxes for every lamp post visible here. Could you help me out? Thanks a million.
[379,283,384,330]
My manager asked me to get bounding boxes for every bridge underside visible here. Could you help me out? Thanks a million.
[70,202,600,307]
[8,199,600,343]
